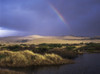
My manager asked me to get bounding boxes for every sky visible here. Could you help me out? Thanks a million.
[0,0,100,37]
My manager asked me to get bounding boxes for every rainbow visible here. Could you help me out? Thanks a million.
[48,3,71,32]
[49,3,67,25]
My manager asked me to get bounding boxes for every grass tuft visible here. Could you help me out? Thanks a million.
[0,50,73,67]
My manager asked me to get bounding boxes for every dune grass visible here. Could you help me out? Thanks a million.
[0,50,73,67]
[0,69,25,74]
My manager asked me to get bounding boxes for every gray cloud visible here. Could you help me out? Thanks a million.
[0,0,100,36]
[49,0,100,36]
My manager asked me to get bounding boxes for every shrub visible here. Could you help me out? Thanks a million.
[77,43,100,52]
[37,46,50,53]
[47,48,77,59]
[66,46,75,51]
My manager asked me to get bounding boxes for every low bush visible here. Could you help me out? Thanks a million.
[77,43,100,53]
[66,46,75,51]
[47,48,77,59]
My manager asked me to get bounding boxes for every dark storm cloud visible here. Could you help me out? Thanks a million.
[0,0,100,36]
[0,0,69,36]
[49,0,100,36]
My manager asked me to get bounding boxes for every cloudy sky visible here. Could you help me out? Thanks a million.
[0,0,100,37]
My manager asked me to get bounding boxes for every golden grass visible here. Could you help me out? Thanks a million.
[26,38,100,44]
[0,69,25,74]
[0,39,100,45]
[0,50,73,67]
[0,35,100,45]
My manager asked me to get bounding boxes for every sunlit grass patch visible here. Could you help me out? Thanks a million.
[0,50,73,67]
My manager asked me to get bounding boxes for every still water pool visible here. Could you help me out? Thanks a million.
[0,53,100,74]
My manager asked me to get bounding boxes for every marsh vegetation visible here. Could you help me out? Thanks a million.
[0,43,100,68]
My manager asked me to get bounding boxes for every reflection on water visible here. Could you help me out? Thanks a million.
[0,53,100,74]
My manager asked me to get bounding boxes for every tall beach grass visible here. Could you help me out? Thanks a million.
[0,50,73,67]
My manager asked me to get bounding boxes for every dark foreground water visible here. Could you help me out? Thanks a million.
[1,53,100,74]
